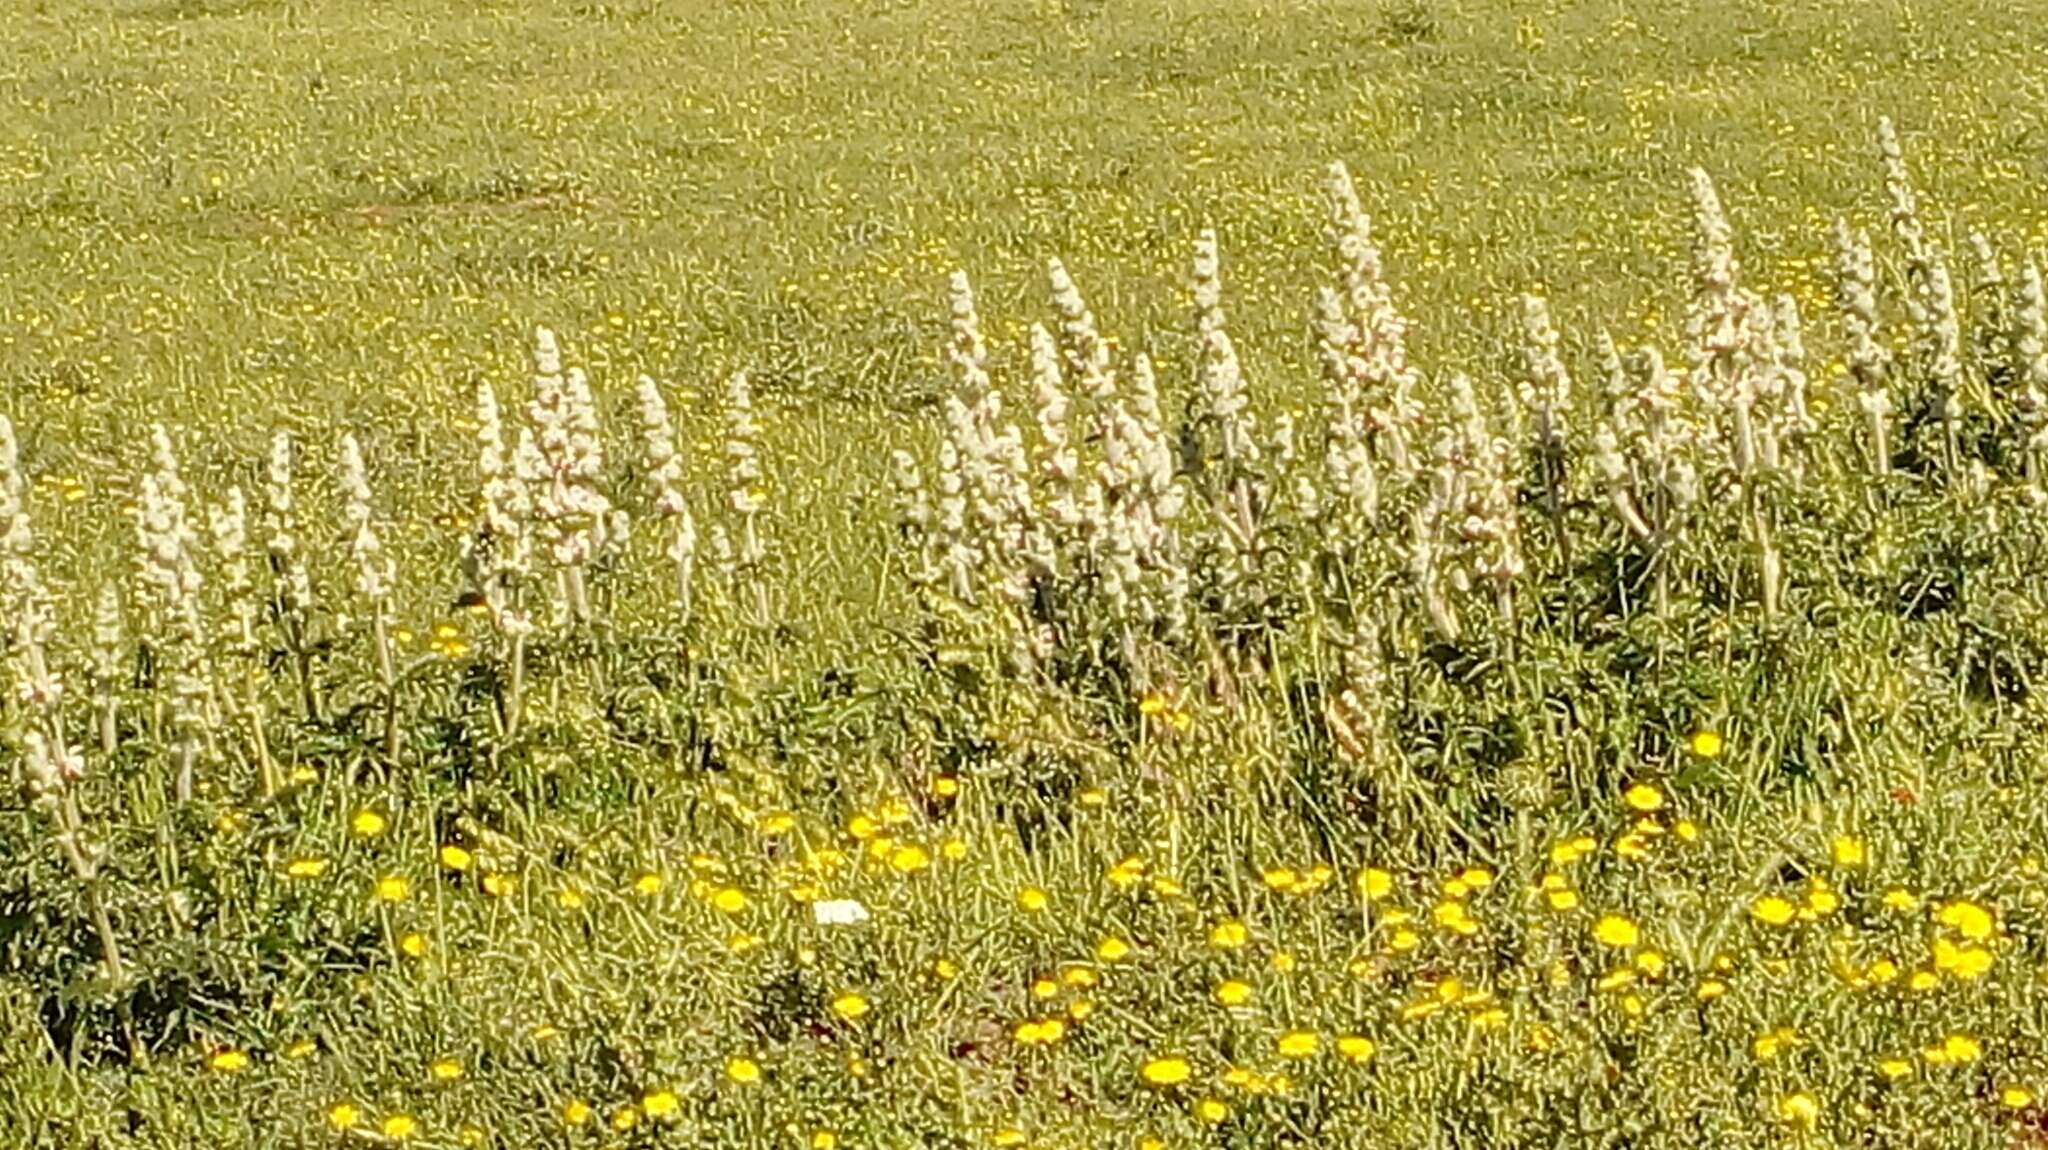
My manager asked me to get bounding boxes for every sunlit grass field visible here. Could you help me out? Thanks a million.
[8,1,2048,1148]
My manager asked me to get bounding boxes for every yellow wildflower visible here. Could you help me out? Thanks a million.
[1593,915,1640,948]
[1774,1092,1819,1128]
[1276,1030,1319,1059]
[1751,895,1797,926]
[1831,835,1866,867]
[1140,1057,1192,1086]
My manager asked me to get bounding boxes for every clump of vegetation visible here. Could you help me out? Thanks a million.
[5,118,2048,1150]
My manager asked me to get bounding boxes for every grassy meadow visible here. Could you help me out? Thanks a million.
[7,0,2048,1147]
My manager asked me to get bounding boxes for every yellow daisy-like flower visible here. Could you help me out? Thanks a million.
[1751,895,1797,926]
[1830,834,1866,867]
[284,858,329,879]
[831,992,870,1021]
[397,932,429,958]
[1208,920,1249,950]
[350,809,388,837]
[561,1099,592,1127]
[2001,1086,2035,1110]
[207,1049,249,1073]
[480,872,515,897]
[1214,980,1253,1007]
[889,845,931,874]
[1096,936,1131,963]
[726,1056,762,1084]
[1925,1033,1982,1065]
[1936,900,1994,941]
[1013,1018,1066,1045]
[374,875,410,903]
[1140,1056,1193,1086]
[1357,867,1394,900]
[1593,915,1640,948]
[711,887,748,914]
[1194,1098,1228,1125]
[1016,886,1050,913]
[632,871,664,897]
[428,1057,463,1081]
[1932,938,1994,980]
[1774,1091,1819,1128]
[642,1089,679,1118]
[1275,1030,1319,1059]
[1688,729,1724,758]
[325,1102,361,1130]
[610,1106,639,1132]
[1336,1035,1376,1062]
[1877,1058,1913,1081]
[1623,783,1663,812]
[381,1114,419,1141]
[438,845,473,872]
[1106,856,1147,888]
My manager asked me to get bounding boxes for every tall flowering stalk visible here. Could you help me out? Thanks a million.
[1517,294,1575,569]
[1314,287,1380,564]
[3,415,63,780]
[2013,259,2048,497]
[634,376,698,623]
[466,380,535,736]
[1878,119,1965,473]
[1029,324,1085,560]
[263,431,322,720]
[208,486,275,794]
[1324,161,1423,484]
[1684,170,1782,616]
[4,428,125,981]
[1196,327,1265,626]
[722,371,771,630]
[135,425,209,800]
[523,327,612,625]
[340,433,400,762]
[90,583,123,756]
[1832,220,1892,477]
[889,448,940,615]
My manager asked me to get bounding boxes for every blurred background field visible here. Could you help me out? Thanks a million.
[6,0,2048,621]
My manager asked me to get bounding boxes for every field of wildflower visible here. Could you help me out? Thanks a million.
[9,1,2048,1148]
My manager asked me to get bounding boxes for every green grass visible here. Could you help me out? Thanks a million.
[8,1,2048,1148]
